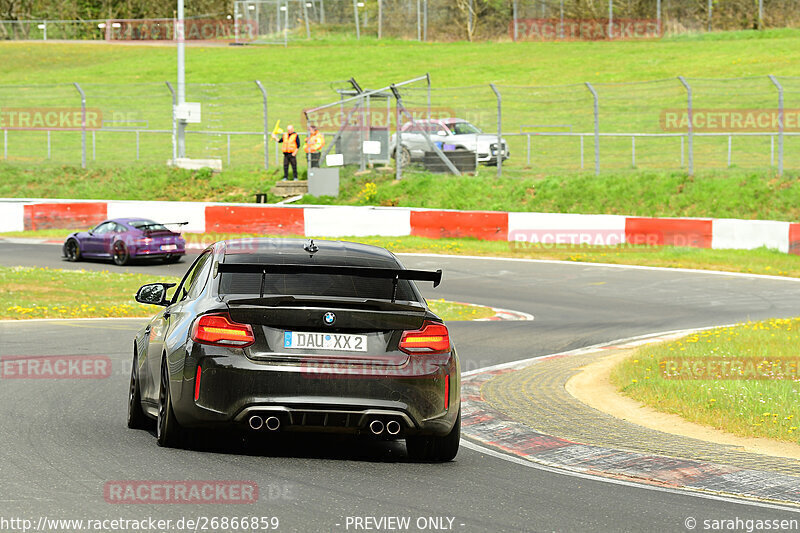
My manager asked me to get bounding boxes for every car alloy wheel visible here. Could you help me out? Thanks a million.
[156,358,184,448]
[65,239,80,262]
[127,352,149,430]
[112,241,129,266]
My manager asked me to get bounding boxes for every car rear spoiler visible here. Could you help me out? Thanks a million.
[138,222,189,229]
[217,262,442,302]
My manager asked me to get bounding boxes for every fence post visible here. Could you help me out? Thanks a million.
[395,89,402,180]
[512,0,518,41]
[527,134,531,166]
[166,82,177,163]
[73,82,86,169]
[255,80,269,170]
[727,135,732,167]
[678,76,693,176]
[234,1,239,43]
[559,0,564,39]
[416,0,421,41]
[707,0,712,32]
[426,72,431,124]
[585,82,600,176]
[423,0,428,41]
[284,0,289,46]
[608,0,613,39]
[378,0,382,39]
[657,0,661,34]
[768,75,784,177]
[489,83,502,177]
[303,0,310,39]
[353,0,360,40]
[758,0,763,30]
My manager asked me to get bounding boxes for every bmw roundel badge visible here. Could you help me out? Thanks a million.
[323,312,336,326]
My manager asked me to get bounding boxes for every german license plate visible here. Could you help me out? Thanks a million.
[284,331,367,352]
[160,244,177,251]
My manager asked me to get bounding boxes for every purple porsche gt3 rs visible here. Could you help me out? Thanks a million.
[62,218,187,266]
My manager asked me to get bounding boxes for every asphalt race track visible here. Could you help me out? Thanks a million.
[1,241,799,532]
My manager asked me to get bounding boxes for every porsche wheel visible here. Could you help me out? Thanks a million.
[112,241,130,266]
[65,239,81,262]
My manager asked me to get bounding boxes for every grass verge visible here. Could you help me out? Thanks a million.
[5,166,800,222]
[0,265,493,321]
[611,319,800,444]
[4,230,800,279]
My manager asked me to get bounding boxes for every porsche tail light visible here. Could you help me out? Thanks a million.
[194,365,202,401]
[399,321,450,354]
[191,313,255,347]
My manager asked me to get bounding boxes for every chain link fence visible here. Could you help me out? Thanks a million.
[1,76,797,177]
[3,0,800,42]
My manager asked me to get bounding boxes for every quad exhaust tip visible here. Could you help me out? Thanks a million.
[369,419,385,435]
[386,420,401,435]
[248,415,263,430]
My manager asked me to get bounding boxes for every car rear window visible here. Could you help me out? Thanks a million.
[129,220,168,231]
[219,272,417,301]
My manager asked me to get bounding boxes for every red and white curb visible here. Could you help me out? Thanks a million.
[2,198,800,256]
[460,329,800,507]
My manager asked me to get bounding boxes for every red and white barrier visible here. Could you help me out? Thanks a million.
[2,198,799,256]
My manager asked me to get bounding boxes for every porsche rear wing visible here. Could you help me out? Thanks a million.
[216,262,442,302]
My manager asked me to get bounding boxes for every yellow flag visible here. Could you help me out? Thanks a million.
[272,119,283,136]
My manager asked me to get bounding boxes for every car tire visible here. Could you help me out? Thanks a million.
[392,146,411,167]
[162,254,181,264]
[112,240,130,266]
[406,408,460,462]
[156,357,185,448]
[127,350,150,430]
[64,239,81,262]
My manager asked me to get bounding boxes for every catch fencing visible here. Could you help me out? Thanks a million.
[1,75,799,177]
[3,0,800,43]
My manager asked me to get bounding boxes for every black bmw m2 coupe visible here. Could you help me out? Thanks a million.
[127,238,460,461]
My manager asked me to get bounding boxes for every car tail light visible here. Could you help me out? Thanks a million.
[194,365,202,401]
[399,321,450,354]
[191,313,255,347]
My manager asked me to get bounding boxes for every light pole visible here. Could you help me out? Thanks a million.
[176,0,186,159]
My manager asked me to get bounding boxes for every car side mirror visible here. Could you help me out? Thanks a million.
[135,283,176,306]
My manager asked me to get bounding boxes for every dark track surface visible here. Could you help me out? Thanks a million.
[1,241,799,532]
